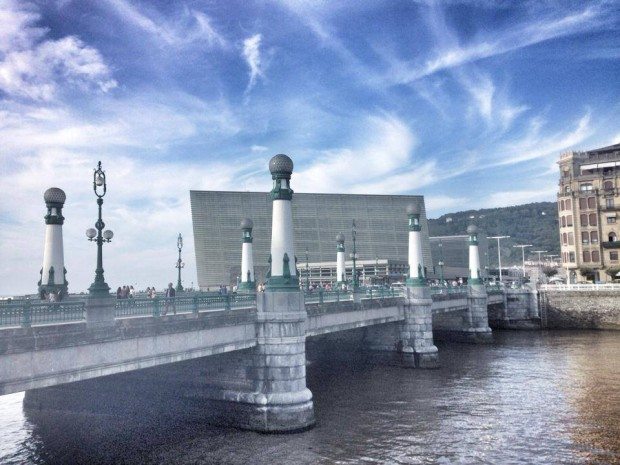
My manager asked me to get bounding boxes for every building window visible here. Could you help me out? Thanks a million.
[581,232,589,244]
[568,232,574,245]
[589,213,597,226]
[606,198,614,208]
[567,215,573,226]
[569,252,575,263]
[583,251,591,263]
[562,216,566,227]
[565,186,571,194]
[566,199,572,210]
[604,180,613,190]
[591,231,598,244]
[560,200,565,211]
[563,170,570,178]
[580,214,588,226]
[610,232,618,242]
[588,197,596,209]
[579,198,587,210]
[608,217,617,224]
[562,233,567,245]
[611,251,619,261]
[592,251,600,262]
[580,183,593,191]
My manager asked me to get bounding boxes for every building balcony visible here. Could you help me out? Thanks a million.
[601,241,620,249]
[600,205,620,211]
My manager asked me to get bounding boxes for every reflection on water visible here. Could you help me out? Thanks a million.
[0,330,618,465]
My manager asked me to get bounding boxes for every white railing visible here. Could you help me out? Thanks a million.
[539,283,620,291]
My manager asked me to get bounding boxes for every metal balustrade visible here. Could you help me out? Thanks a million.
[0,300,85,328]
[1,284,512,329]
[0,293,257,329]
[539,283,620,291]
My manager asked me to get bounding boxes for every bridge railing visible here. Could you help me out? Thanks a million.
[304,289,350,304]
[115,294,256,318]
[0,300,86,328]
[0,293,257,329]
[429,285,467,296]
[539,283,620,291]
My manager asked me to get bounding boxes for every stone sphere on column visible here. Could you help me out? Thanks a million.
[406,203,421,215]
[269,154,294,176]
[44,187,66,206]
[467,225,478,234]
[241,218,254,229]
[336,232,345,244]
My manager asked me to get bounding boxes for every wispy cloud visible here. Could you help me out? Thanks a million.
[243,34,263,93]
[492,110,593,166]
[389,4,608,83]
[102,0,227,48]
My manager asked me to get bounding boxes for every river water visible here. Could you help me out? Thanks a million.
[0,330,618,465]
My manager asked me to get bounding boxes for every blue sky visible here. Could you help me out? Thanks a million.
[0,0,618,294]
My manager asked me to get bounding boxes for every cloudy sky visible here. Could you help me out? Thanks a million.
[0,0,618,295]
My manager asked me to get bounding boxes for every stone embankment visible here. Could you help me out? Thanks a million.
[539,290,620,330]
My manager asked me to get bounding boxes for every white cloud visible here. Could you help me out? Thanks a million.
[493,111,592,166]
[0,1,116,102]
[293,114,417,193]
[102,0,227,49]
[485,186,558,208]
[0,148,265,296]
[243,34,264,93]
[425,195,468,214]
[390,5,606,83]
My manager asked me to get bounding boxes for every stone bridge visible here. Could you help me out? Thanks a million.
[0,288,508,397]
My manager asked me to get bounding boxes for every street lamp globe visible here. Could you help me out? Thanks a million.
[103,230,114,241]
[86,228,96,239]
[95,173,105,187]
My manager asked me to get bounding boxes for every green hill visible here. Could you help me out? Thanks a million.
[428,202,559,266]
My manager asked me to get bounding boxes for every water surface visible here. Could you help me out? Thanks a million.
[1,330,618,464]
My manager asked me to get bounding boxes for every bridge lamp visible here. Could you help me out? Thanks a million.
[86,161,113,297]
[175,233,185,292]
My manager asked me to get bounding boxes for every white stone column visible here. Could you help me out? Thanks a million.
[238,218,255,293]
[39,188,68,299]
[250,154,314,432]
[406,204,425,284]
[336,233,346,284]
[402,203,438,367]
[466,225,492,343]
[468,225,482,283]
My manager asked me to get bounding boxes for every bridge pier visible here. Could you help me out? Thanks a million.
[85,294,115,328]
[401,286,439,367]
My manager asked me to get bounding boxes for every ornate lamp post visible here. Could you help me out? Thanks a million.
[305,247,310,292]
[86,161,114,297]
[350,220,358,290]
[175,233,185,292]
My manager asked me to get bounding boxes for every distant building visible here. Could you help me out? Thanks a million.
[429,234,490,281]
[557,143,620,283]
[190,191,432,289]
[299,258,409,286]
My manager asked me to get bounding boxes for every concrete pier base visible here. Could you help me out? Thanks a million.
[402,286,439,368]
[243,290,315,432]
[362,287,439,368]
[85,295,115,329]
[432,284,493,344]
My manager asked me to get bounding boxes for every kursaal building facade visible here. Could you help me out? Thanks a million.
[190,191,432,289]
[557,143,620,283]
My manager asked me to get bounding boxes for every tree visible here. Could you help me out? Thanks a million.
[542,266,558,278]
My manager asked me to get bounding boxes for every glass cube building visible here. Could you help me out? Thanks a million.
[190,191,431,289]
